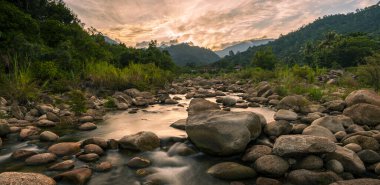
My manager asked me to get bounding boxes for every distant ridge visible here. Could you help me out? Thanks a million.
[215,39,274,58]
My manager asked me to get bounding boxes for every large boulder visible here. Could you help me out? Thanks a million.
[119,131,160,151]
[186,111,262,156]
[0,172,56,185]
[242,145,272,162]
[287,169,341,185]
[254,155,289,177]
[39,131,59,142]
[342,135,379,151]
[207,162,256,180]
[330,178,380,185]
[345,90,380,107]
[54,168,92,185]
[170,119,187,130]
[311,116,349,133]
[25,153,57,165]
[274,109,298,121]
[222,97,237,107]
[187,98,220,115]
[302,125,337,142]
[264,120,292,137]
[343,103,380,126]
[48,142,81,156]
[273,135,336,157]
[277,95,311,112]
[325,146,366,175]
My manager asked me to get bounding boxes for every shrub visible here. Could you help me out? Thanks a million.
[67,90,86,115]
[358,53,380,91]
[104,97,116,108]
[307,88,324,101]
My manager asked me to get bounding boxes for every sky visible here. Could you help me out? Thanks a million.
[63,0,378,50]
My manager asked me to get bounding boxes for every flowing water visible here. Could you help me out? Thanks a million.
[0,93,275,185]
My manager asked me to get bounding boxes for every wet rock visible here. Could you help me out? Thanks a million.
[127,157,151,168]
[11,105,25,120]
[222,97,237,107]
[207,162,256,180]
[19,127,40,140]
[84,144,104,155]
[36,104,54,115]
[46,112,60,122]
[0,122,11,136]
[287,169,342,185]
[9,126,21,133]
[326,160,344,174]
[264,120,292,137]
[274,109,298,121]
[343,103,380,126]
[291,124,308,134]
[294,155,323,170]
[0,172,56,185]
[186,111,262,156]
[302,125,337,142]
[164,99,178,104]
[119,131,160,151]
[346,124,365,133]
[78,122,97,131]
[335,131,347,141]
[330,178,380,185]
[25,153,57,165]
[48,160,75,171]
[187,98,220,115]
[345,89,380,107]
[344,143,362,152]
[277,95,311,112]
[342,135,379,150]
[36,119,56,127]
[254,155,289,177]
[107,139,119,150]
[170,119,187,130]
[54,168,92,185]
[82,137,108,149]
[325,146,366,175]
[357,149,380,163]
[311,116,349,133]
[0,137,2,147]
[78,153,99,162]
[48,142,81,156]
[242,145,272,162]
[256,177,282,185]
[39,131,59,142]
[93,161,112,172]
[167,142,196,156]
[11,149,37,160]
[273,135,336,157]
[79,116,94,123]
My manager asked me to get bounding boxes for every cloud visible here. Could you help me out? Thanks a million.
[63,0,378,50]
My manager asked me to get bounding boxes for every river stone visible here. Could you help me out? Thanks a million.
[0,172,56,185]
[287,169,342,185]
[82,137,108,149]
[273,135,336,157]
[324,100,347,112]
[127,157,151,168]
[186,111,262,156]
[256,177,282,185]
[187,98,220,115]
[25,153,57,165]
[326,160,344,174]
[294,155,323,170]
[222,97,237,106]
[207,162,256,180]
[167,142,196,156]
[254,155,289,177]
[302,125,337,142]
[0,137,2,147]
[11,150,37,160]
[78,153,99,162]
[277,95,311,112]
[79,116,94,123]
[342,135,379,151]
[335,131,347,141]
[311,116,348,133]
[330,178,380,185]
[264,120,292,137]
[93,161,113,172]
[170,119,187,130]
[242,145,272,162]
[344,143,362,152]
[54,168,92,185]
[0,122,10,136]
[292,124,308,134]
[325,146,366,175]
[78,122,97,131]
[84,144,104,155]
[274,109,298,121]
[343,103,380,126]
[357,149,380,163]
[48,142,81,156]
[119,131,160,151]
[48,160,75,171]
[19,128,39,140]
[46,112,60,122]
[39,131,59,142]
[345,89,380,107]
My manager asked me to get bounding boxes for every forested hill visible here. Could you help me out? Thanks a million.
[163,43,220,67]
[215,3,380,69]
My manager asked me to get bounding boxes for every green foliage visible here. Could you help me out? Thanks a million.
[104,97,117,108]
[233,67,275,83]
[67,90,86,115]
[358,52,380,91]
[307,87,324,101]
[252,47,277,70]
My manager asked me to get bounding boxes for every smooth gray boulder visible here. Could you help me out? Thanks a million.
[345,90,380,107]
[311,116,349,133]
[302,125,337,142]
[325,146,366,175]
[119,131,160,151]
[343,103,380,126]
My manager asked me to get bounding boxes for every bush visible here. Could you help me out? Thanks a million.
[104,97,116,108]
[67,90,87,115]
[358,53,380,91]
[307,88,324,101]
[234,67,275,83]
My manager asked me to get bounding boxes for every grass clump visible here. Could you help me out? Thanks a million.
[67,90,87,115]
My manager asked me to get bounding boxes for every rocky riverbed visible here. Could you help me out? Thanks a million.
[1,77,380,185]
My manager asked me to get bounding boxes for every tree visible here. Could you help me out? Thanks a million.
[358,52,380,91]
[252,47,277,70]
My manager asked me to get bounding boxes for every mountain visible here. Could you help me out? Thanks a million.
[162,43,220,67]
[214,3,380,69]
[104,36,118,45]
[215,39,274,57]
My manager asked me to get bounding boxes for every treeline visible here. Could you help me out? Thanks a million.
[0,0,176,102]
[215,3,380,69]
